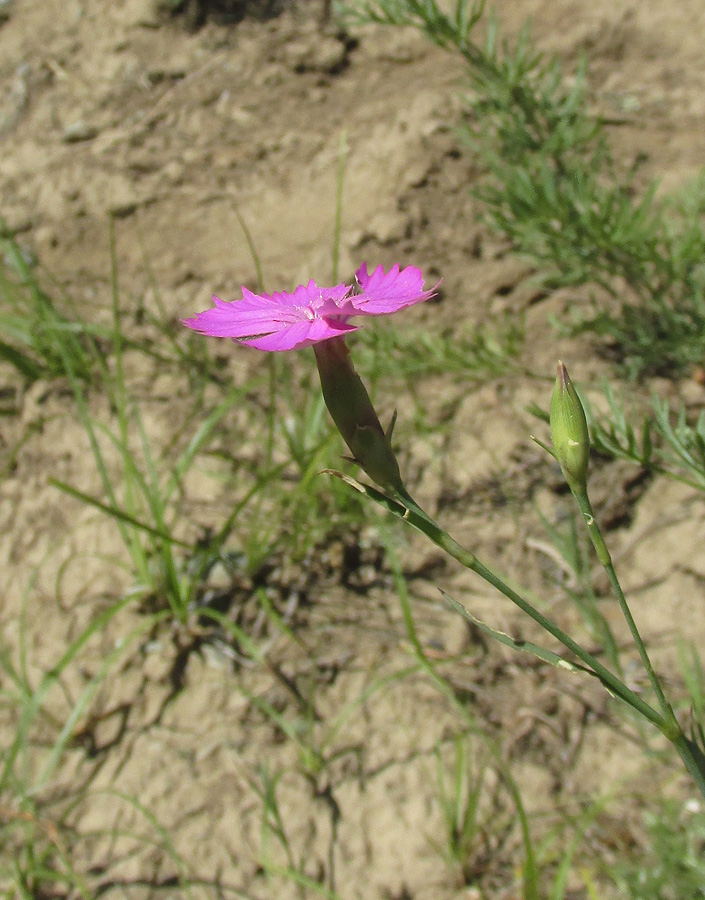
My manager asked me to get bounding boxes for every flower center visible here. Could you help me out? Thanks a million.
[298,291,326,321]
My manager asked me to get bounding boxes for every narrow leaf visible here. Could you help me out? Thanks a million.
[49,477,194,550]
[440,590,590,674]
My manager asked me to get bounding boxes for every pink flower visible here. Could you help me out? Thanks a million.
[182,263,438,352]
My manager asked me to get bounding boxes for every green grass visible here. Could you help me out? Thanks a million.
[0,226,100,384]
[0,572,163,898]
[589,387,705,492]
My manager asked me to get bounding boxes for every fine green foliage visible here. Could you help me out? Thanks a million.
[253,765,344,899]
[0,224,219,390]
[50,378,246,621]
[337,0,705,378]
[337,0,486,51]
[589,387,705,492]
[679,643,705,729]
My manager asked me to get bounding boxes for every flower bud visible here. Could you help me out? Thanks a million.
[550,361,590,493]
[314,336,405,492]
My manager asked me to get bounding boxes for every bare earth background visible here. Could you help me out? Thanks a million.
[2,0,705,897]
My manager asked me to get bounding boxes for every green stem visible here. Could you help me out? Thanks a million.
[572,487,679,735]
[388,487,668,732]
[673,732,705,799]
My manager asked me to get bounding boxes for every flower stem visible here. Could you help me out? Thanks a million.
[571,487,679,736]
[388,486,668,732]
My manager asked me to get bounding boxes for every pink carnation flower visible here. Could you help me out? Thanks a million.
[182,263,438,352]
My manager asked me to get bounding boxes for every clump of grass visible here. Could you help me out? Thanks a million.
[337,0,705,379]
[0,223,219,392]
[46,231,246,622]
[433,734,492,884]
[28,219,370,624]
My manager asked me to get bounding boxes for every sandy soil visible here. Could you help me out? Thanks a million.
[2,0,705,897]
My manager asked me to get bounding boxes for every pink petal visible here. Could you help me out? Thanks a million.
[241,317,358,352]
[182,293,286,339]
[351,263,439,315]
[182,281,357,343]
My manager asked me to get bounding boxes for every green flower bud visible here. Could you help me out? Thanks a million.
[550,361,590,493]
[314,336,405,492]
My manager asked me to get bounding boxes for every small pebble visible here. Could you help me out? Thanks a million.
[63,120,99,143]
